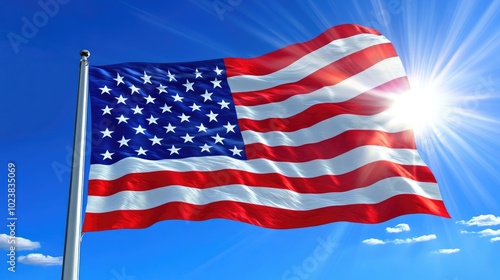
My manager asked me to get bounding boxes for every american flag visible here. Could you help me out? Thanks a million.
[82,24,449,232]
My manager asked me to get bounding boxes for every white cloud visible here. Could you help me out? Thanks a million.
[478,229,500,237]
[362,238,386,245]
[386,223,410,234]
[491,237,500,243]
[362,234,437,245]
[393,234,437,244]
[459,229,500,237]
[18,253,63,266]
[432,248,460,254]
[457,214,500,227]
[0,234,40,250]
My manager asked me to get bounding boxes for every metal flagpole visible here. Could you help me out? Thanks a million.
[61,50,90,280]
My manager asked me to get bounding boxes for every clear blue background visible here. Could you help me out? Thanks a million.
[1,0,499,279]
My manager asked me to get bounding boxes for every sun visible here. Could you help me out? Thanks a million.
[391,83,446,134]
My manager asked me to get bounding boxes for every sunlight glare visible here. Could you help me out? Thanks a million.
[392,84,445,133]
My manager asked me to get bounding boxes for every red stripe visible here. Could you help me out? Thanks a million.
[232,43,397,106]
[224,24,381,77]
[238,77,410,133]
[87,161,435,197]
[82,194,450,232]
[245,130,416,161]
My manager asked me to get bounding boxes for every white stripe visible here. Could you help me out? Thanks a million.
[89,146,425,181]
[86,177,441,213]
[227,33,390,92]
[240,108,411,146]
[235,57,406,120]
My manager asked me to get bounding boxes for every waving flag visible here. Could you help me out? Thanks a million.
[82,24,449,232]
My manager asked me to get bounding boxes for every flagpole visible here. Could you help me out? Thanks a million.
[61,50,90,280]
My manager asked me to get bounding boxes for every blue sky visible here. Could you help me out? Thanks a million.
[1,0,499,279]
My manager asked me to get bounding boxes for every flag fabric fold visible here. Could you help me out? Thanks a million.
[82,24,449,232]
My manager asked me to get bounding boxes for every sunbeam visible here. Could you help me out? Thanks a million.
[394,1,500,215]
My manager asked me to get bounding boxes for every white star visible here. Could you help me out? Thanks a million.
[172,93,184,102]
[116,115,129,124]
[115,95,127,104]
[180,133,194,143]
[101,150,114,160]
[218,100,230,109]
[144,95,156,104]
[146,115,159,125]
[160,103,172,113]
[178,113,190,123]
[223,122,236,133]
[131,105,143,114]
[100,128,114,138]
[117,136,130,147]
[133,125,146,135]
[214,66,223,75]
[101,105,113,115]
[201,90,213,102]
[196,123,207,132]
[229,146,243,156]
[211,78,222,88]
[114,73,124,85]
[149,135,163,146]
[156,84,167,94]
[168,145,181,155]
[129,84,140,95]
[194,68,202,78]
[135,147,148,156]
[206,110,219,122]
[167,70,177,82]
[199,143,212,153]
[183,79,195,92]
[141,71,152,84]
[211,134,225,145]
[99,85,111,94]
[189,103,201,111]
[164,123,176,133]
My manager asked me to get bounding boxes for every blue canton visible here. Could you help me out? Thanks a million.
[89,59,246,165]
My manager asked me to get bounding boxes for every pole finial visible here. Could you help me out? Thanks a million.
[80,49,90,60]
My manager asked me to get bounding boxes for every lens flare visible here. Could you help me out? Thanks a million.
[392,83,445,134]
